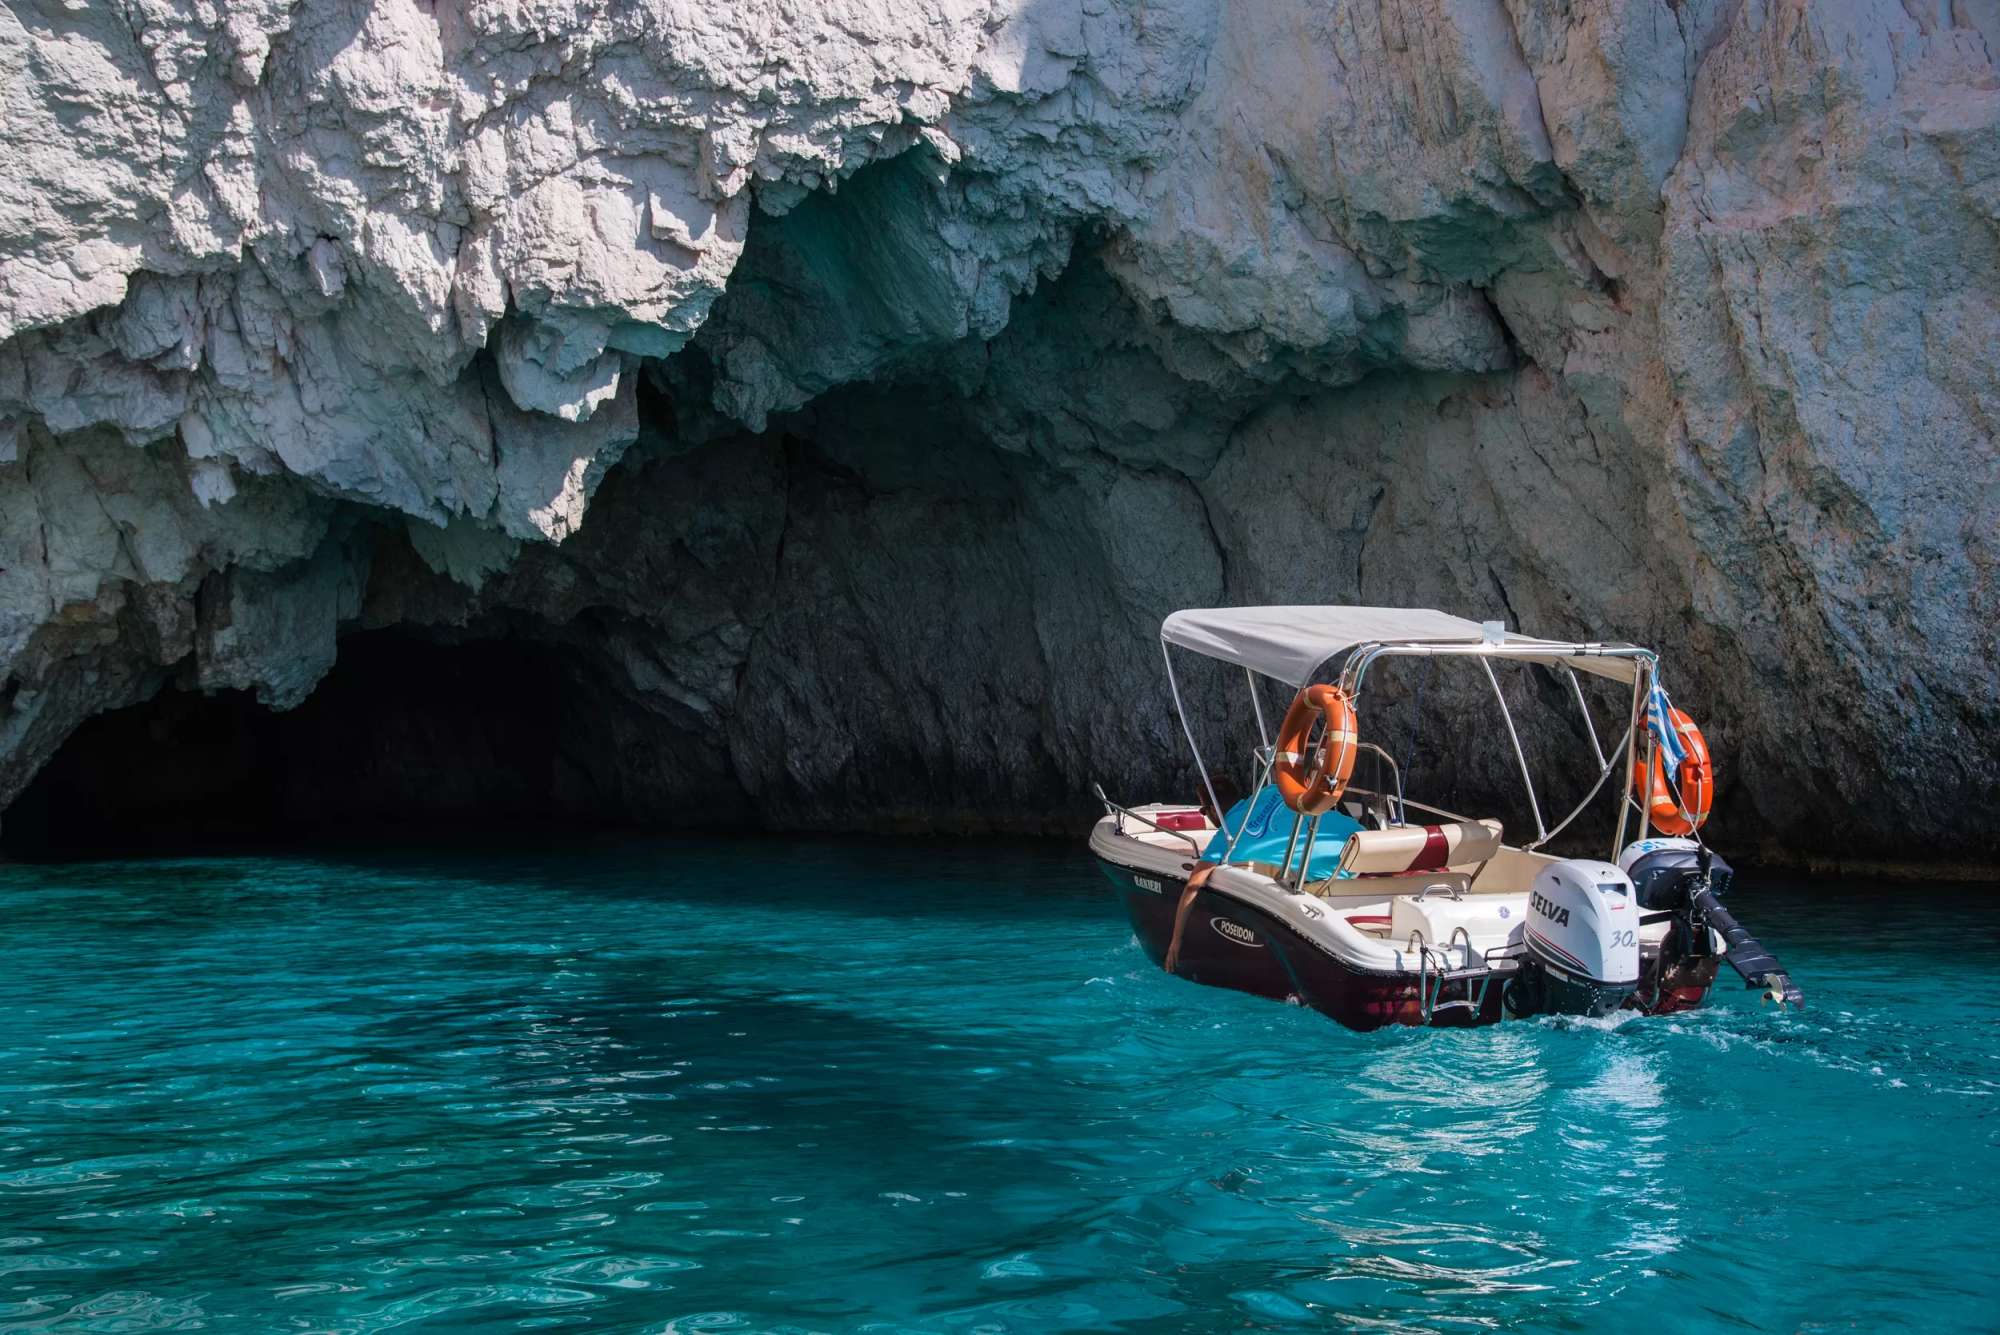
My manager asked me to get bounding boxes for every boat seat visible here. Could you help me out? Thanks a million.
[1468,844,1560,893]
[1335,819,1503,878]
[1308,870,1472,900]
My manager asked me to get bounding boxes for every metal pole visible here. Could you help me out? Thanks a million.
[1163,639,1222,822]
[1296,812,1322,891]
[1613,660,1645,858]
[1278,807,1303,879]
[1526,731,1628,851]
[1246,667,1269,749]
[1638,712,1657,844]
[1563,664,1606,768]
[1221,746,1276,866]
[1480,658,1546,843]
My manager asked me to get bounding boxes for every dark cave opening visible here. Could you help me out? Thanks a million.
[0,630,628,858]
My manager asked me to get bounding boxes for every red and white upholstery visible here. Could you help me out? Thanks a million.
[1335,819,1504,877]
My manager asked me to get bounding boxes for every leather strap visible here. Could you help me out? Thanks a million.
[1409,824,1450,871]
[1163,862,1216,973]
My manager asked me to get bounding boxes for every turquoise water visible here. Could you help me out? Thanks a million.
[0,840,1995,1333]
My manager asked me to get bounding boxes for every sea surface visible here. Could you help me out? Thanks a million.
[0,839,1994,1332]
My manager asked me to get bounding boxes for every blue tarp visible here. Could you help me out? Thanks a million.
[1201,788,1362,881]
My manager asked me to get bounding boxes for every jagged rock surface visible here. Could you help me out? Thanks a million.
[0,0,1995,867]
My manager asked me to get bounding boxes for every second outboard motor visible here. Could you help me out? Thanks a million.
[1619,837,1733,908]
[1505,860,1641,1018]
[1619,837,1803,1009]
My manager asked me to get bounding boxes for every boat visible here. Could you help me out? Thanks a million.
[1090,606,1802,1029]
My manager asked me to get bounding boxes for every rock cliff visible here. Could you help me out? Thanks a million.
[2,0,1995,867]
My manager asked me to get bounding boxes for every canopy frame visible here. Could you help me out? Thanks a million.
[1161,604,1648,691]
[1159,607,1662,865]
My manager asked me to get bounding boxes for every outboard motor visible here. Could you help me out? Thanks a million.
[1618,838,1803,1009]
[1505,860,1641,1018]
[1620,837,1732,908]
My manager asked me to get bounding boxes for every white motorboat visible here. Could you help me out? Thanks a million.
[1091,606,1801,1029]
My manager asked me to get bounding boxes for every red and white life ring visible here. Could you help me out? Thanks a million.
[1633,707,1713,836]
[1274,684,1359,816]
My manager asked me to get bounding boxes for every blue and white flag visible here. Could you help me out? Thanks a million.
[1646,673,1687,781]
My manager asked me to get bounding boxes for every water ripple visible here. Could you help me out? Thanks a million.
[0,844,1994,1331]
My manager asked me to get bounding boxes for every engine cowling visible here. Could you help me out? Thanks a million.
[1618,836,1733,909]
[1509,859,1641,1018]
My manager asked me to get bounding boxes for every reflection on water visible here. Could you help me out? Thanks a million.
[0,840,1995,1331]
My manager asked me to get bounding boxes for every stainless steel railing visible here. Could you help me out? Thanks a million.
[1091,783,1208,856]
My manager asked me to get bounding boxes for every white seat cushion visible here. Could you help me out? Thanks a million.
[1336,819,1503,876]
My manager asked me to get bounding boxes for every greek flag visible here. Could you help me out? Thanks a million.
[1647,673,1687,782]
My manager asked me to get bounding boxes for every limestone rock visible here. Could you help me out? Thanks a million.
[0,0,1993,867]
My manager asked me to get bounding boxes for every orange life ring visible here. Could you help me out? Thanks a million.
[1274,684,1359,816]
[1632,706,1713,836]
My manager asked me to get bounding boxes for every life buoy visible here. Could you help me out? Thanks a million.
[1632,707,1713,836]
[1274,684,1359,816]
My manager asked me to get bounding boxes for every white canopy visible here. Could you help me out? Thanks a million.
[1159,605,1643,686]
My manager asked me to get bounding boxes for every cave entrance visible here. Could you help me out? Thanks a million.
[1,630,612,858]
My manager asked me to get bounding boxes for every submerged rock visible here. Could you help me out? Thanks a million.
[0,0,1993,867]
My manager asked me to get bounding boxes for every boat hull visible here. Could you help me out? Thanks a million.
[1097,856,1714,1030]
[1096,856,1505,1030]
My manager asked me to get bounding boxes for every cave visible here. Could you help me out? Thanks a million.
[0,631,627,857]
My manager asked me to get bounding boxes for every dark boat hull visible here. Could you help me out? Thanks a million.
[1097,856,1713,1030]
[1096,856,1504,1030]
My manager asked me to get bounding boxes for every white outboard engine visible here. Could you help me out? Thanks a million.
[1504,859,1641,1018]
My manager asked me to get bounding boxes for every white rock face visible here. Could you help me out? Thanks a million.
[0,0,1994,864]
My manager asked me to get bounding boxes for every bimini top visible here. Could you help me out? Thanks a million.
[1160,605,1646,686]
